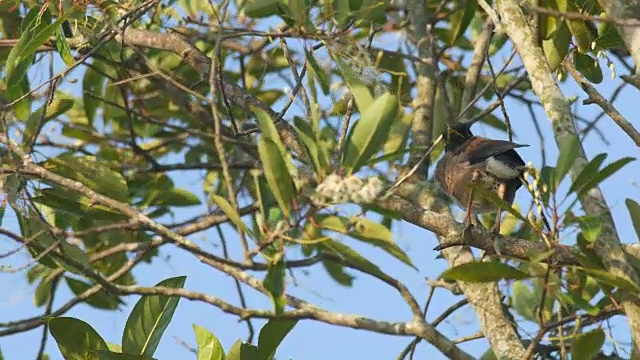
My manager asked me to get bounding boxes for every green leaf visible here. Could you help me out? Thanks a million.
[227,341,259,360]
[288,0,308,26]
[210,194,252,236]
[556,291,599,316]
[252,108,285,153]
[566,9,595,53]
[351,217,415,269]
[5,9,51,84]
[341,92,399,174]
[257,319,297,360]
[440,262,531,283]
[626,199,640,243]
[33,187,126,221]
[6,63,32,121]
[574,51,603,84]
[244,0,280,18]
[511,281,537,321]
[83,61,107,126]
[263,254,286,315]
[470,184,530,225]
[595,20,626,50]
[122,276,187,357]
[49,317,109,360]
[292,117,324,175]
[7,11,72,91]
[34,275,53,307]
[321,259,354,286]
[355,0,388,25]
[554,134,580,188]
[27,264,51,284]
[575,157,635,196]
[23,93,74,148]
[253,107,297,179]
[334,57,373,111]
[571,329,605,360]
[449,0,477,45]
[92,351,157,360]
[193,324,225,360]
[43,154,129,202]
[576,267,640,293]
[577,216,603,243]
[314,215,414,269]
[155,188,202,207]
[542,22,571,71]
[539,0,560,39]
[258,138,295,218]
[16,208,57,268]
[320,239,387,279]
[568,153,607,194]
[55,28,74,66]
[499,205,521,235]
[16,206,92,274]
[382,112,412,156]
[305,50,330,95]
[480,348,497,360]
[332,0,351,25]
[65,276,123,310]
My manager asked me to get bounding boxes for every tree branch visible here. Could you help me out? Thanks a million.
[565,54,640,147]
[496,0,640,350]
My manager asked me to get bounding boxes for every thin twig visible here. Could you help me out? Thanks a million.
[565,53,640,147]
[216,225,255,343]
[209,1,250,259]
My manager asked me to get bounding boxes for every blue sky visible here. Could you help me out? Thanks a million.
[1,7,639,360]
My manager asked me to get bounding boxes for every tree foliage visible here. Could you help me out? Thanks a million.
[1,0,640,359]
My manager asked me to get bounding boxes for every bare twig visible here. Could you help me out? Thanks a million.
[565,53,640,147]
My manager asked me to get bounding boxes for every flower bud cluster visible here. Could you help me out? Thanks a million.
[312,174,383,205]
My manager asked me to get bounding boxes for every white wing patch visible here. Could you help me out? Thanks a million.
[486,156,520,179]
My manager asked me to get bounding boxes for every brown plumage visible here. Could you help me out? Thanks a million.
[435,123,528,234]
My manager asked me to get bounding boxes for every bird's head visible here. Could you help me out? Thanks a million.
[442,122,473,151]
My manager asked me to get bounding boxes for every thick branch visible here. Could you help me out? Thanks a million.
[407,0,437,173]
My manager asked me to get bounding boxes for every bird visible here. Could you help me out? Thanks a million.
[434,122,528,237]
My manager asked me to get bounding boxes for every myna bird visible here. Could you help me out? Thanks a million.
[435,122,528,236]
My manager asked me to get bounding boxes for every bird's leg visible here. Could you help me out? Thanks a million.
[485,182,509,260]
[492,207,503,234]
[463,170,481,240]
[492,182,509,234]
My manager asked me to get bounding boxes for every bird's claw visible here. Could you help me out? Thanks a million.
[463,223,475,241]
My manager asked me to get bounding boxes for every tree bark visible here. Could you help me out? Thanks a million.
[497,0,640,351]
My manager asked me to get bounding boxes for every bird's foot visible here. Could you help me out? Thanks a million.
[463,222,475,241]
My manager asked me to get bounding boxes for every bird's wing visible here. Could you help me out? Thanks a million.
[462,137,527,168]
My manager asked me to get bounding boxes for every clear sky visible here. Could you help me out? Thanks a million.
[1,8,638,360]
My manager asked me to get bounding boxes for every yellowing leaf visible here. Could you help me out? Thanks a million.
[193,324,225,360]
[440,262,531,283]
